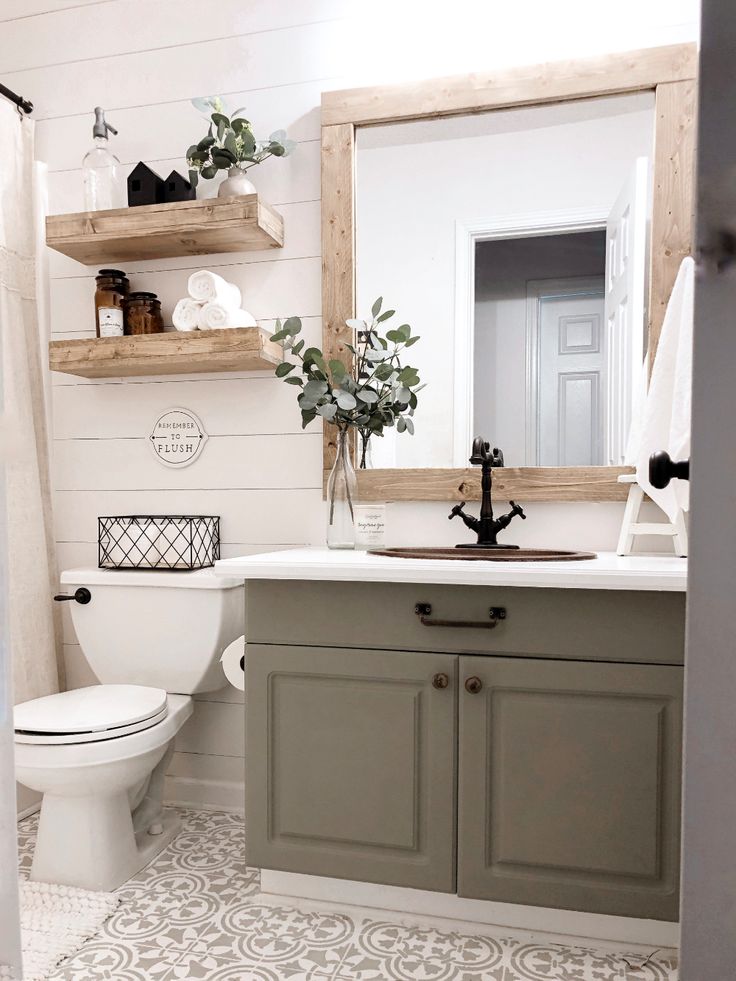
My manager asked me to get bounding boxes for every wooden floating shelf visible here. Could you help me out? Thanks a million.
[45,193,284,264]
[49,327,283,378]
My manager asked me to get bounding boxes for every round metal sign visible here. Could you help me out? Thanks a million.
[150,407,208,468]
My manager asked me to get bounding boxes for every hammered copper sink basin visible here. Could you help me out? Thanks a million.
[369,547,597,561]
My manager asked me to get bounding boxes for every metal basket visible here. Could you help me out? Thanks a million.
[98,515,220,571]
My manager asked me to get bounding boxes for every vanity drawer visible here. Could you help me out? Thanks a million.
[246,580,685,665]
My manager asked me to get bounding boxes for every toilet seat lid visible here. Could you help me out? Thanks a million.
[14,685,168,736]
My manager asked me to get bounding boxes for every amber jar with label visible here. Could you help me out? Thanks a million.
[124,291,164,335]
[95,268,128,338]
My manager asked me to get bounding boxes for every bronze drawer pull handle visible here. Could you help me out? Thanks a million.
[465,676,483,694]
[415,602,506,629]
[432,672,449,690]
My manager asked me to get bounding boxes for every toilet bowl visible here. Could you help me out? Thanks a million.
[14,567,243,891]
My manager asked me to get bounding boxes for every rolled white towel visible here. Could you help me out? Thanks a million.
[188,270,242,308]
[198,301,257,330]
[172,297,204,331]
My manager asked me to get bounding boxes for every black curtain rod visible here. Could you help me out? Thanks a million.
[0,83,33,115]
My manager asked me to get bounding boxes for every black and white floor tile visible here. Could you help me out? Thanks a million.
[17,808,678,980]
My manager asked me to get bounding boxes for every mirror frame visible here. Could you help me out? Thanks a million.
[321,44,697,502]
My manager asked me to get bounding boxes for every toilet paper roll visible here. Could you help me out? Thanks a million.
[221,636,245,691]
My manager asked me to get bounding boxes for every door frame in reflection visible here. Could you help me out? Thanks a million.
[453,208,607,467]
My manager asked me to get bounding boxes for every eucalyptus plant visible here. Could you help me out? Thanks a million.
[186,96,295,188]
[270,298,423,468]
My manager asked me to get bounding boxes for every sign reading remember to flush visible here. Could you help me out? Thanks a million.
[150,408,208,468]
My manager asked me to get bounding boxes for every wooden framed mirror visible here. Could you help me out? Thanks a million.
[321,44,697,502]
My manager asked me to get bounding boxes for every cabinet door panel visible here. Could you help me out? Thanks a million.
[458,656,682,920]
[246,644,457,892]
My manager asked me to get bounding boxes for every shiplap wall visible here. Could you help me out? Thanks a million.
[0,0,699,812]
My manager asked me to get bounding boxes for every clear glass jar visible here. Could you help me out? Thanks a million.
[326,428,357,549]
[124,291,164,335]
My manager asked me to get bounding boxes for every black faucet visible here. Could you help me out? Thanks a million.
[449,437,526,549]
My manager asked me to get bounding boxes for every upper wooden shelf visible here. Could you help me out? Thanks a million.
[45,193,284,264]
[49,327,283,378]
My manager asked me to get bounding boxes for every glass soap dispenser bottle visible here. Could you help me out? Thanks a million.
[83,107,125,211]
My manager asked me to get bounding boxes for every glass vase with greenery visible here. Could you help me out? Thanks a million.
[186,96,295,192]
[270,299,423,547]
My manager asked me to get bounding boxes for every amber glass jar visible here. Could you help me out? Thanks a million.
[125,291,164,335]
[94,268,129,337]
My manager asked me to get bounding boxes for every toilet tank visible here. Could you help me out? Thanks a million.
[60,568,244,694]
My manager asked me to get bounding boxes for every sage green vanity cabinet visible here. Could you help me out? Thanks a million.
[246,644,458,891]
[458,656,683,920]
[244,580,685,920]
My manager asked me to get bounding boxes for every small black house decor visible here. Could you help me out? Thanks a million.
[163,170,196,203]
[127,162,165,207]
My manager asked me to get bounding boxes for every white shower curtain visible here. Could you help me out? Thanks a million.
[0,100,62,705]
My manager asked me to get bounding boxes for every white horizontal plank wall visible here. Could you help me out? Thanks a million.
[0,0,699,813]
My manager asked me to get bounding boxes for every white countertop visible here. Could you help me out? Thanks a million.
[215,547,687,592]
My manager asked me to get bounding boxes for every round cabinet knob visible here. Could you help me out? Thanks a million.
[432,672,449,690]
[464,676,483,694]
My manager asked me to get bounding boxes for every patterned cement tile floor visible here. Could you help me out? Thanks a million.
[17,808,678,981]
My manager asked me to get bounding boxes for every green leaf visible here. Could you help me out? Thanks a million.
[404,417,415,435]
[240,129,256,157]
[385,329,404,343]
[285,376,303,386]
[301,409,317,429]
[374,364,394,382]
[316,403,338,421]
[376,309,395,323]
[397,323,412,340]
[275,362,295,377]
[371,297,383,318]
[303,348,327,373]
[291,339,305,355]
[188,169,199,188]
[396,417,407,433]
[283,316,302,335]
[197,136,216,150]
[304,379,329,400]
[329,359,347,379]
[357,389,379,404]
[201,165,218,180]
[336,391,357,410]
[211,111,231,129]
[224,131,238,156]
[269,329,289,342]
[404,335,420,347]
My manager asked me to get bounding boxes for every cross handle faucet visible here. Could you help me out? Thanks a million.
[447,437,526,549]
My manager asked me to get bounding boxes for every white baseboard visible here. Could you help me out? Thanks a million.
[164,774,244,814]
[260,870,680,950]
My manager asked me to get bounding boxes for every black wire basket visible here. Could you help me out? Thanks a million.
[98,516,220,571]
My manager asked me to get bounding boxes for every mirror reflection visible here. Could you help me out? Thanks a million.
[355,93,655,469]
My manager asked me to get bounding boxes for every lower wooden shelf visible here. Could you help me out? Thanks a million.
[49,327,283,378]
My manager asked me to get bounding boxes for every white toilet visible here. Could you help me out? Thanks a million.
[14,566,244,892]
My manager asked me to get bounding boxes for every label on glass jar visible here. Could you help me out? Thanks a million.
[98,307,124,337]
[354,504,387,549]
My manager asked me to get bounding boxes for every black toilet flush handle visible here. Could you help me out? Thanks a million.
[53,587,92,605]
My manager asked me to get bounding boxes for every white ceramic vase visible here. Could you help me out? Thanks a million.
[218,167,256,198]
